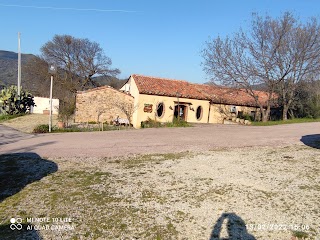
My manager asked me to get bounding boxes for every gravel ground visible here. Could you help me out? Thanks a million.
[0,117,319,239]
[0,146,319,240]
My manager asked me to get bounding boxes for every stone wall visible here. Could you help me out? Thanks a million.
[75,86,134,123]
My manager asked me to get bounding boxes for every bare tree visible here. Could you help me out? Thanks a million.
[22,54,79,121]
[112,95,137,126]
[41,35,120,92]
[201,12,320,121]
[22,56,50,96]
[274,16,320,120]
[23,56,73,100]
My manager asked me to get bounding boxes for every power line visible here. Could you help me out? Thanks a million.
[0,4,137,13]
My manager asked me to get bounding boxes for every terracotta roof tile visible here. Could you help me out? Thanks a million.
[195,84,270,107]
[132,74,207,100]
[132,74,269,107]
[77,85,133,98]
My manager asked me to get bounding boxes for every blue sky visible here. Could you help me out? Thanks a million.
[0,0,319,83]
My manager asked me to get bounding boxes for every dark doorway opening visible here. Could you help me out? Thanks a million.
[174,104,187,121]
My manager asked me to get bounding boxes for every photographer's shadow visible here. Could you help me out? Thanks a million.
[300,134,320,149]
[210,212,256,240]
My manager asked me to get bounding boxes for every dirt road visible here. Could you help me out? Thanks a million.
[1,123,319,158]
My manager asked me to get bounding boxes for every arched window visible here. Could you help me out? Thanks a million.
[196,106,202,120]
[156,102,164,118]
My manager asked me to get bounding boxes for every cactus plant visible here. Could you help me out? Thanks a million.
[0,85,35,115]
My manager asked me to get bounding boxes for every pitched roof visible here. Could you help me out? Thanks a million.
[131,74,269,107]
[131,74,207,100]
[195,84,269,107]
[77,85,133,98]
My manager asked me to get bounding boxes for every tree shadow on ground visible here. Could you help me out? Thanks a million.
[0,224,42,240]
[0,152,58,202]
[300,134,320,149]
[0,152,57,239]
[210,212,256,240]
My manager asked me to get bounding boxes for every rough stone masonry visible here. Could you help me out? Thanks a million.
[75,86,134,123]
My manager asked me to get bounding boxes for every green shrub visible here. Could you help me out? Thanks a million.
[141,117,191,128]
[33,124,49,133]
[0,113,25,123]
[242,114,252,121]
[167,118,191,127]
[141,117,162,128]
[58,99,75,126]
[53,126,83,132]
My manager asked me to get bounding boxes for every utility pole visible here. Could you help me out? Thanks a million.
[49,75,53,132]
[17,32,21,97]
[48,65,57,133]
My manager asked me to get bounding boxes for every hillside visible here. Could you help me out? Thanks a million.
[92,75,127,89]
[0,50,35,88]
[0,50,126,93]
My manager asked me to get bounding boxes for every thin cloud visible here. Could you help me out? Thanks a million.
[0,4,137,13]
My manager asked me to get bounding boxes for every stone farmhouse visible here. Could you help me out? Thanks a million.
[75,74,270,128]
[75,86,134,124]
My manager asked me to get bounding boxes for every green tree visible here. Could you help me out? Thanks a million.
[293,80,320,118]
[0,86,35,115]
[57,99,76,126]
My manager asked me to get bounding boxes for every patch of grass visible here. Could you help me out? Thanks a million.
[121,152,190,168]
[148,223,179,240]
[258,190,277,199]
[252,118,320,126]
[66,171,112,187]
[140,189,167,204]
[292,230,309,239]
[298,185,320,191]
[0,113,25,123]
[188,185,233,206]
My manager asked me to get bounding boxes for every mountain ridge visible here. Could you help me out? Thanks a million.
[0,50,36,88]
[0,50,126,94]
